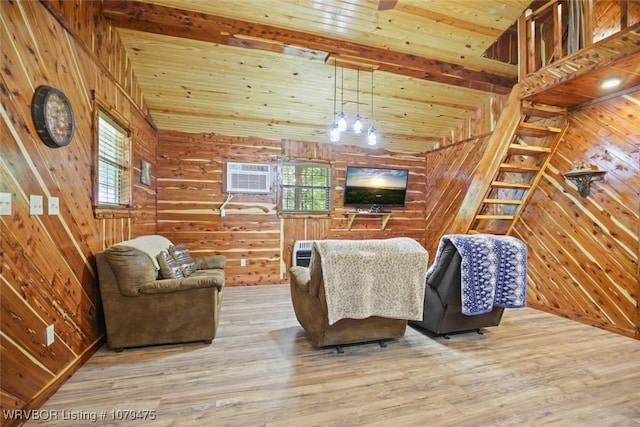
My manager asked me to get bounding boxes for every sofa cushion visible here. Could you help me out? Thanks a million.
[105,245,157,296]
[138,274,223,294]
[157,250,185,279]
[170,244,197,277]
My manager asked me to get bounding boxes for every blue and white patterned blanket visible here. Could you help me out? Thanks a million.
[427,234,528,315]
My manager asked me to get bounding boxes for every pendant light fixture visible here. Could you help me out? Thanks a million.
[329,61,340,142]
[367,70,377,146]
[337,67,347,132]
[353,69,363,134]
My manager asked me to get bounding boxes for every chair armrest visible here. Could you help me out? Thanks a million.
[289,266,311,292]
[138,276,223,294]
[195,255,227,270]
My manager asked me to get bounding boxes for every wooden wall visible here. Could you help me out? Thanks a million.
[156,132,429,285]
[156,133,282,285]
[422,93,506,256]
[513,90,640,339]
[423,135,492,256]
[424,89,639,340]
[1,1,156,424]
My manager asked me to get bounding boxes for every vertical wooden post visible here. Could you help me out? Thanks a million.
[527,16,536,75]
[553,2,563,63]
[621,0,630,29]
[583,0,594,46]
[518,14,528,80]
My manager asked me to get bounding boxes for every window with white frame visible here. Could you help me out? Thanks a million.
[95,109,131,208]
[280,162,331,213]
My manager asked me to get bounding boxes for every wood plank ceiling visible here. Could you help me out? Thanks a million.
[103,0,532,152]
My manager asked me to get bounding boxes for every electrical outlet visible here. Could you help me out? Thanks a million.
[46,324,55,346]
[240,258,247,267]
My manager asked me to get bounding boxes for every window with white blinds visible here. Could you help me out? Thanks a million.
[280,162,331,213]
[96,110,131,207]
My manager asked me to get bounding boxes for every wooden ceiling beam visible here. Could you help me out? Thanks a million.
[101,1,516,94]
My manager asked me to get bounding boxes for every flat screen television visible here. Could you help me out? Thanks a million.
[343,166,409,208]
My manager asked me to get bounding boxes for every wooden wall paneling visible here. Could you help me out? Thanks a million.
[593,0,640,42]
[158,134,430,285]
[519,176,635,322]
[514,90,639,339]
[0,336,52,412]
[514,199,637,336]
[130,106,158,236]
[156,131,282,286]
[440,94,506,147]
[1,1,157,424]
[423,135,493,255]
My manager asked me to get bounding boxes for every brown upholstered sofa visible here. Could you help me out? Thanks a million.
[289,239,428,348]
[96,235,225,351]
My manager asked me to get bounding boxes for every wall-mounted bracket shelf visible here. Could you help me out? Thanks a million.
[563,168,606,197]
[345,211,391,230]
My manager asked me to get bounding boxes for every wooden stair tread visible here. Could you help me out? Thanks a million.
[522,101,566,118]
[482,198,523,205]
[469,229,508,235]
[517,122,562,137]
[508,144,552,155]
[500,163,541,172]
[475,214,515,220]
[491,181,532,189]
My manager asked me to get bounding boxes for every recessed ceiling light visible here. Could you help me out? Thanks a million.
[601,76,622,89]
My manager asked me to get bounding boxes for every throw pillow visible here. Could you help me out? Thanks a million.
[169,243,197,277]
[157,250,185,280]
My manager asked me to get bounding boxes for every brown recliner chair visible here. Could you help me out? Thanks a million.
[96,235,225,351]
[410,239,504,337]
[289,245,409,349]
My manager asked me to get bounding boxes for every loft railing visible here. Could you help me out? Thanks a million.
[517,0,638,80]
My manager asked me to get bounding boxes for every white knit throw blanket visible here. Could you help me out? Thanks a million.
[314,238,429,325]
[117,235,173,270]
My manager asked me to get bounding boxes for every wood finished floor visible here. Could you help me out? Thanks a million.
[28,284,640,427]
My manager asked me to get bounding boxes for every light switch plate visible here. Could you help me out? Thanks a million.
[30,195,43,215]
[0,192,11,216]
[46,324,55,346]
[48,196,60,215]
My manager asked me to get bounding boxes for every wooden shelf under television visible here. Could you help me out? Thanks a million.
[344,211,392,230]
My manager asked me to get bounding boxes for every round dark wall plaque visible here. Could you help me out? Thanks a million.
[31,85,75,148]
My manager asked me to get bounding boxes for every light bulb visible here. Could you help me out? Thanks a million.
[367,126,377,146]
[330,123,341,142]
[337,112,347,132]
[600,76,621,89]
[353,114,363,134]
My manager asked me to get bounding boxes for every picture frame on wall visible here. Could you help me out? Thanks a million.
[141,159,152,185]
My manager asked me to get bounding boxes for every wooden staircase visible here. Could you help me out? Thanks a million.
[468,100,568,235]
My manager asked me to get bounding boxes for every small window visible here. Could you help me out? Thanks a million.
[94,109,131,208]
[280,162,331,213]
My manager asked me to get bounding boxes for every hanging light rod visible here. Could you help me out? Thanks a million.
[329,60,340,142]
[325,54,379,72]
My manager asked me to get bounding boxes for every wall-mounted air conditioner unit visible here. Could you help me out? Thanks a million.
[225,162,271,193]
